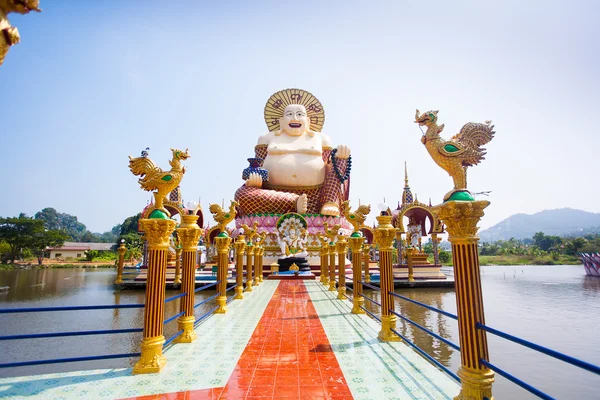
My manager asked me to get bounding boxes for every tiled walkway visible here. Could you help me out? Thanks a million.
[0,279,460,400]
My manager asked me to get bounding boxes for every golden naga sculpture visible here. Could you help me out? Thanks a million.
[129,148,190,216]
[341,201,371,233]
[415,110,495,202]
[209,200,238,233]
[323,222,341,243]
[241,222,259,243]
[0,0,40,66]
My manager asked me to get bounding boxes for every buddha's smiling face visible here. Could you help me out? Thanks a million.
[280,105,310,136]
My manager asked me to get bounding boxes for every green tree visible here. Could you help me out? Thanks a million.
[0,214,68,264]
[35,208,87,241]
[439,250,451,263]
[120,214,142,236]
[120,232,144,262]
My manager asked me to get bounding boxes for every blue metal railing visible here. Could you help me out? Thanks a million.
[0,304,145,313]
[389,309,460,351]
[361,281,381,292]
[194,293,219,309]
[195,305,219,327]
[164,330,184,348]
[476,322,600,399]
[165,293,187,303]
[390,327,460,383]
[0,353,142,369]
[0,328,143,341]
[164,311,185,326]
[389,292,458,320]
[194,280,220,293]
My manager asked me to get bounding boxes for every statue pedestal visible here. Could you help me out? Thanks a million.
[277,257,311,272]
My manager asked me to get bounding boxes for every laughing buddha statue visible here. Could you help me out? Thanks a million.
[234,88,351,217]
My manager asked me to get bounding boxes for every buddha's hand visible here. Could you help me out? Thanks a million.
[335,145,351,159]
[245,172,263,188]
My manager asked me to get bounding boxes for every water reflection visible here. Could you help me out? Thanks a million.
[362,287,457,367]
[0,268,217,378]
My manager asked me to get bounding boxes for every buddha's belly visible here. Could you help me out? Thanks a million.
[263,153,325,187]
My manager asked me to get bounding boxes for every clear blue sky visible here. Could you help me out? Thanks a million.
[1,0,599,233]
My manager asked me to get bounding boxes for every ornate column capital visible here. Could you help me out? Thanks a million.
[336,235,348,253]
[139,219,177,250]
[348,236,363,252]
[374,215,395,250]
[234,235,246,254]
[215,235,232,253]
[432,200,490,243]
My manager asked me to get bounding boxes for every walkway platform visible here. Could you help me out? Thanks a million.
[0,281,459,399]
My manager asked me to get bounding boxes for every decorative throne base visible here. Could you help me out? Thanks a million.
[235,213,353,269]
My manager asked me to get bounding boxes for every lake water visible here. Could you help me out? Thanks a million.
[1,266,598,399]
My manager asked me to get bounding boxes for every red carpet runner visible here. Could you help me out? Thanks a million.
[128,281,353,399]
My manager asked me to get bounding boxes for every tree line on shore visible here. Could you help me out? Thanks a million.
[0,208,143,264]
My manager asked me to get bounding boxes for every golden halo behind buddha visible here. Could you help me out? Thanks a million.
[264,88,325,132]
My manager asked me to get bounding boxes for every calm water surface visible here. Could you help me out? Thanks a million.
[1,266,599,399]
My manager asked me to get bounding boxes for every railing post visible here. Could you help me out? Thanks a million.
[433,200,494,400]
[175,213,202,343]
[133,217,177,374]
[321,245,330,285]
[253,242,260,287]
[234,235,245,299]
[245,241,254,292]
[214,233,232,314]
[115,239,126,285]
[174,246,182,285]
[374,214,400,342]
[258,246,264,282]
[336,235,347,300]
[362,244,371,283]
[406,246,416,283]
[348,234,365,314]
[328,242,337,291]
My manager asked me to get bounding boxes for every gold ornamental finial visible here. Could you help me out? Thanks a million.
[404,161,409,187]
[341,201,371,233]
[416,109,495,202]
[0,0,41,66]
[323,222,341,243]
[241,222,259,243]
[129,148,190,217]
[209,200,238,233]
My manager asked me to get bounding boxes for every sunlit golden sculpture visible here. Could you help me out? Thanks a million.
[415,110,495,201]
[0,0,40,66]
[209,200,238,233]
[128,148,190,216]
[341,201,371,233]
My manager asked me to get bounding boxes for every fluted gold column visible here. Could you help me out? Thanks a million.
[115,240,126,285]
[348,235,365,314]
[336,235,347,300]
[374,214,400,342]
[214,233,232,314]
[328,243,337,291]
[133,218,177,374]
[245,242,254,292]
[320,244,329,285]
[234,235,246,300]
[258,247,264,282]
[253,244,260,287]
[174,214,202,343]
[174,246,182,285]
[433,200,494,400]
[406,247,416,283]
[363,245,371,283]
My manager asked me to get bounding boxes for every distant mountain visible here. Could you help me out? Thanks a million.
[478,208,600,242]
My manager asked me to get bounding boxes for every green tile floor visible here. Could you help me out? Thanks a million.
[0,281,280,400]
[305,281,460,400]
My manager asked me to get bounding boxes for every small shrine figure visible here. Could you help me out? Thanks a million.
[408,220,422,249]
[275,216,309,259]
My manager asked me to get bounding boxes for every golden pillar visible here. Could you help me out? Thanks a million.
[363,245,371,283]
[245,242,254,292]
[234,235,246,300]
[320,244,329,285]
[133,218,177,374]
[348,235,365,314]
[328,243,337,291]
[115,240,126,285]
[405,246,416,283]
[253,244,260,287]
[214,233,232,314]
[173,246,182,285]
[336,235,348,300]
[258,247,264,282]
[175,214,202,343]
[373,214,400,342]
[433,200,494,400]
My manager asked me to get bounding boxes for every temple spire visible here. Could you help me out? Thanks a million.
[402,161,414,205]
